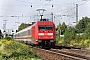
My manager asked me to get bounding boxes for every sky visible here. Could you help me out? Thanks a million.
[0,0,90,34]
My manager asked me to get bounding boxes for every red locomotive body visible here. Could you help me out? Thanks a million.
[14,21,56,48]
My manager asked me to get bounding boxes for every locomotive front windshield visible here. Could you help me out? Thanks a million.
[38,26,53,30]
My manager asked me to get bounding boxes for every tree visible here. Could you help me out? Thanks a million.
[57,23,62,35]
[18,23,32,31]
[83,23,90,39]
[0,30,2,34]
[61,22,67,35]
[57,22,67,35]
[76,16,90,33]
[64,27,76,46]
[0,30,3,39]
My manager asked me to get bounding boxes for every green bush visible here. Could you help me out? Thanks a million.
[4,36,13,40]
[0,40,42,60]
[0,43,2,47]
[56,36,60,43]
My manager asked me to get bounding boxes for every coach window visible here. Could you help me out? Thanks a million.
[19,33,20,37]
[17,33,20,37]
[28,30,30,35]
[23,32,24,36]
[26,31,28,36]
[16,34,18,37]
[30,29,31,35]
[24,31,26,36]
[24,31,27,36]
[27,30,29,36]
[15,34,16,37]
[21,32,23,36]
[15,34,17,37]
[20,33,22,37]
[23,31,25,36]
[16,34,17,37]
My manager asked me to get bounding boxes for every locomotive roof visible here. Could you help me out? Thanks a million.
[36,21,54,25]
[37,21,53,23]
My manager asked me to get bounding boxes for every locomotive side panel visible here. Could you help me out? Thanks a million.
[31,24,38,44]
[35,23,39,44]
[31,26,35,44]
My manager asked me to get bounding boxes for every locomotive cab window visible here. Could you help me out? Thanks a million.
[46,26,52,30]
[38,26,53,30]
[38,26,45,30]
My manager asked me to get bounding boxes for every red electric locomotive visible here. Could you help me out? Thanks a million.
[14,19,56,48]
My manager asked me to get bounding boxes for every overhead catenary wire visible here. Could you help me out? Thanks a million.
[0,1,28,15]
[0,0,76,13]
[0,8,23,14]
[0,0,33,16]
[0,0,88,19]
[42,0,52,9]
[52,1,88,26]
[15,0,32,4]
[0,0,89,31]
[53,1,88,15]
[15,0,43,6]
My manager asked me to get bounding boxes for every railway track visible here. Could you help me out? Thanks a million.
[59,48,90,58]
[50,49,90,60]
[29,45,90,60]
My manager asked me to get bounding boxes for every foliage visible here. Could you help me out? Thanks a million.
[0,43,2,47]
[56,36,64,45]
[56,26,90,48]
[56,36,61,43]
[0,30,2,39]
[83,23,90,39]
[57,22,67,35]
[76,16,90,33]
[61,22,67,35]
[18,22,35,31]
[57,23,62,35]
[64,27,76,46]
[0,40,42,60]
[0,30,2,34]
[4,36,13,41]
[56,16,90,48]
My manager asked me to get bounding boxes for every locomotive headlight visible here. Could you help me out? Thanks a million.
[38,36,42,38]
[36,40,38,42]
[50,36,53,38]
[38,40,41,42]
[38,36,41,38]
[50,40,54,42]
[39,36,41,38]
